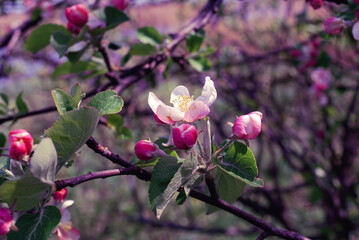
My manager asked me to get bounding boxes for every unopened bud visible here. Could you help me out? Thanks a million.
[310,0,323,10]
[172,124,197,150]
[0,208,12,236]
[354,0,359,6]
[112,0,130,11]
[324,17,345,35]
[8,129,33,161]
[67,22,81,35]
[54,188,68,202]
[233,111,263,140]
[65,4,88,27]
[135,140,159,161]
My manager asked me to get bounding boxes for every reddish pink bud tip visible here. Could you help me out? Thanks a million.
[135,140,158,161]
[0,208,12,236]
[8,129,33,161]
[354,0,359,6]
[67,22,81,35]
[172,124,197,150]
[54,188,68,202]
[112,0,130,11]
[324,17,345,35]
[65,4,88,27]
[153,113,166,124]
[233,111,263,140]
[310,0,323,10]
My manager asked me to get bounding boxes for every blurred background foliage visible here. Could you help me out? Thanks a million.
[1,0,359,239]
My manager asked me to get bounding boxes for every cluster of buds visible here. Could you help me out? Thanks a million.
[291,38,321,70]
[112,0,130,11]
[0,208,12,236]
[8,129,33,162]
[65,4,88,34]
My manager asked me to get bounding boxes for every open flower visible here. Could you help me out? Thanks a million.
[54,199,80,240]
[148,76,217,124]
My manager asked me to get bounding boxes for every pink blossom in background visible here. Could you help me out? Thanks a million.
[0,208,12,236]
[352,21,359,40]
[324,17,345,35]
[112,0,130,11]
[233,111,263,140]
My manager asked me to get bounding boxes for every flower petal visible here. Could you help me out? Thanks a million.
[156,105,184,124]
[352,21,359,40]
[57,227,80,240]
[195,76,217,107]
[183,101,210,122]
[170,85,190,108]
[148,92,166,113]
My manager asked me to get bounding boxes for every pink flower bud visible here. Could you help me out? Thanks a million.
[354,0,359,6]
[233,111,263,140]
[8,129,33,161]
[310,0,323,9]
[54,188,68,202]
[112,0,130,11]
[0,208,12,236]
[311,68,331,91]
[67,22,81,35]
[324,17,345,35]
[135,140,158,161]
[356,10,359,19]
[172,124,197,150]
[290,49,301,59]
[65,4,88,27]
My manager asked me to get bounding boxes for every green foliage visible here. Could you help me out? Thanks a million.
[186,29,205,53]
[115,126,133,140]
[93,7,130,35]
[0,93,8,105]
[0,138,57,211]
[213,167,245,203]
[67,44,90,63]
[176,191,187,205]
[69,83,85,105]
[51,89,78,115]
[45,107,100,170]
[29,138,57,186]
[149,155,198,219]
[0,133,5,154]
[0,94,9,115]
[214,142,263,187]
[317,52,331,68]
[50,31,71,57]
[149,156,180,217]
[52,61,103,78]
[0,156,10,179]
[137,26,163,46]
[16,92,29,116]
[8,206,61,240]
[0,171,51,211]
[188,56,211,72]
[88,90,124,116]
[25,24,71,53]
[129,43,157,56]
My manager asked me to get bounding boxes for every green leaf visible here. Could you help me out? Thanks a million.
[176,191,187,205]
[67,44,90,63]
[214,142,263,187]
[107,114,124,129]
[45,107,100,170]
[50,30,71,57]
[0,171,51,211]
[188,56,211,72]
[186,29,205,53]
[69,83,85,105]
[151,155,198,219]
[0,156,10,178]
[149,156,180,216]
[29,138,57,185]
[8,206,61,240]
[137,26,163,46]
[0,93,8,105]
[213,167,245,203]
[129,43,157,56]
[317,52,331,68]
[51,89,78,115]
[104,6,130,27]
[16,92,29,116]
[88,90,124,116]
[0,133,5,155]
[25,24,71,53]
[121,52,132,66]
[52,61,101,77]
[115,127,132,140]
